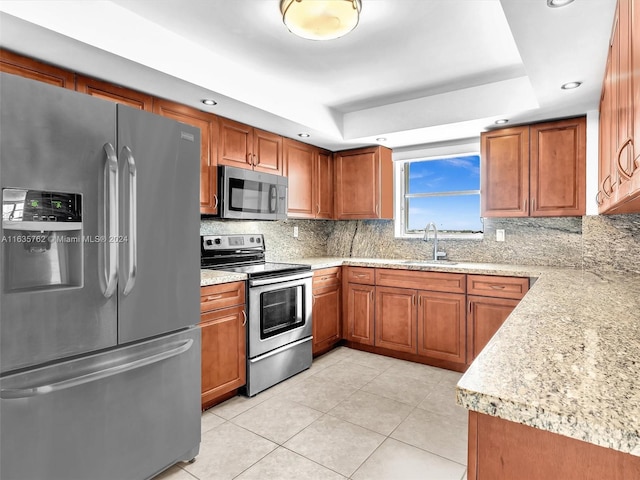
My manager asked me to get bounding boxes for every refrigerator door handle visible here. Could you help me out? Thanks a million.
[0,338,194,399]
[103,143,119,298]
[121,146,137,296]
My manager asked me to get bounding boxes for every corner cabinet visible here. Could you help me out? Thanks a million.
[200,282,246,410]
[312,267,342,355]
[284,139,334,219]
[153,99,220,215]
[597,0,640,214]
[481,117,586,217]
[334,146,393,219]
[218,118,283,175]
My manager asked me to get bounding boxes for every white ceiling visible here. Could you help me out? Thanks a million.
[0,0,616,152]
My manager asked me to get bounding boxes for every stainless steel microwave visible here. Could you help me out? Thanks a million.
[218,165,288,220]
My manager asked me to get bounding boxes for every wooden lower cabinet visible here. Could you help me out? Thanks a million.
[468,411,640,480]
[375,286,417,354]
[344,282,375,346]
[312,268,342,355]
[200,282,246,410]
[417,291,466,363]
[467,296,520,363]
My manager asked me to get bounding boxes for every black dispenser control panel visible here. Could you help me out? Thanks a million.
[2,188,82,223]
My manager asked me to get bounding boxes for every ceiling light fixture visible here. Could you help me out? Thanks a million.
[280,0,362,41]
[561,81,582,90]
[495,119,509,125]
[201,99,217,106]
[376,137,387,142]
[298,133,310,138]
[547,0,575,7]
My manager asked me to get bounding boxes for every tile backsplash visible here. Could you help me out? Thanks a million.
[201,214,640,275]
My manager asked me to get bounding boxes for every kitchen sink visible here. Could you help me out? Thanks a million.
[399,260,458,266]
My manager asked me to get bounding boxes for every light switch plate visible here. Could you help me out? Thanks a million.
[496,229,505,242]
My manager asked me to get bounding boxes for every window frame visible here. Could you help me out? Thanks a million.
[394,151,483,240]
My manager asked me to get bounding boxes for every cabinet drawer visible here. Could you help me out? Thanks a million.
[313,267,342,289]
[345,267,375,285]
[467,275,529,300]
[376,268,465,294]
[200,281,246,313]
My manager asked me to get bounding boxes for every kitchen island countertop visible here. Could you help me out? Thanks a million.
[291,257,640,457]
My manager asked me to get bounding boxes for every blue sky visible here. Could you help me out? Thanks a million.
[407,155,483,232]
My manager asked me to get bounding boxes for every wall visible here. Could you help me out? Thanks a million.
[201,214,640,275]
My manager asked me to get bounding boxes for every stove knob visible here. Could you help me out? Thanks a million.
[205,239,213,246]
[214,238,222,245]
[249,237,254,243]
[256,237,261,243]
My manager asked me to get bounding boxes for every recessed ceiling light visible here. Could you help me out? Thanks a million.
[547,0,575,7]
[298,133,310,138]
[201,99,217,106]
[376,137,387,142]
[495,119,509,125]
[561,81,582,90]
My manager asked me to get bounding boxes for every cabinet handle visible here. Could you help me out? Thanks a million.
[254,154,259,166]
[418,295,422,306]
[213,194,219,210]
[206,294,223,301]
[317,204,321,215]
[375,203,379,216]
[247,153,253,166]
[490,285,506,290]
[602,175,613,197]
[531,198,535,212]
[413,294,416,306]
[312,295,316,306]
[523,198,528,213]
[595,191,603,206]
[616,137,634,181]
[241,310,247,327]
[469,301,472,313]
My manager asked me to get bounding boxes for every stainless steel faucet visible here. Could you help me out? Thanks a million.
[424,222,447,261]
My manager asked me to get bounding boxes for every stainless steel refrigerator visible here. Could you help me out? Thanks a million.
[0,73,201,480]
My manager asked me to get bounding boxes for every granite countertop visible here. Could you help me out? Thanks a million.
[200,256,640,456]
[200,269,247,287]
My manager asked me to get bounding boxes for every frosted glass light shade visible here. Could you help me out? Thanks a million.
[280,0,362,40]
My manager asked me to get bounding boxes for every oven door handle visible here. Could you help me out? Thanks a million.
[248,336,312,362]
[249,271,313,287]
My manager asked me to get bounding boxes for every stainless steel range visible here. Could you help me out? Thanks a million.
[201,234,313,396]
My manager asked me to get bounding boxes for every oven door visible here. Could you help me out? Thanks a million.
[248,271,313,358]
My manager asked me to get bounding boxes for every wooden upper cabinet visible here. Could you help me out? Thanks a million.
[76,75,153,111]
[0,49,75,89]
[481,126,530,217]
[481,117,585,218]
[334,146,393,220]
[284,139,334,219]
[218,118,283,174]
[316,149,334,219]
[530,117,586,216]
[153,99,219,215]
[284,138,316,218]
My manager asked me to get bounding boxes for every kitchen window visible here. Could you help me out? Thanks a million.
[396,154,483,239]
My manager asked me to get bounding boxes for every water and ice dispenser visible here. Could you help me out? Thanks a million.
[2,188,82,292]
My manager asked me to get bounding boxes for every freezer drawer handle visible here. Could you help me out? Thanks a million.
[121,146,137,296]
[103,143,119,298]
[0,339,193,399]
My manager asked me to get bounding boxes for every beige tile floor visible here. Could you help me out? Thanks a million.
[155,347,468,480]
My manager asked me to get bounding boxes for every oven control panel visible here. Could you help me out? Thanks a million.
[201,234,264,251]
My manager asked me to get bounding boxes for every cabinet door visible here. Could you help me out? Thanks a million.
[153,99,219,215]
[481,126,529,217]
[200,304,246,408]
[335,146,393,219]
[467,296,519,364]
[253,128,283,174]
[76,75,153,111]
[316,149,334,219]
[344,283,375,346]
[375,286,417,354]
[530,117,586,216]
[0,49,75,89]
[312,284,341,355]
[284,138,316,218]
[417,291,466,364]
[218,118,254,169]
[598,54,614,213]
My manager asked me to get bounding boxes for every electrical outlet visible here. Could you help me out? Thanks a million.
[496,229,505,242]
[293,226,299,238]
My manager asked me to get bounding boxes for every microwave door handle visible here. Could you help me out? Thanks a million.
[102,143,118,298]
[269,184,277,213]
